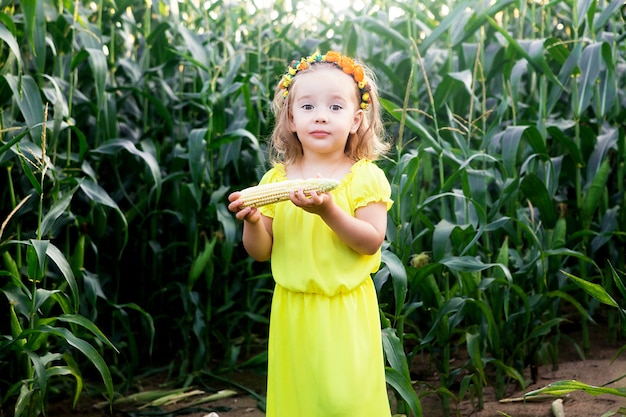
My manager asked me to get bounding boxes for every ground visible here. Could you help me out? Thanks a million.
[44,326,626,417]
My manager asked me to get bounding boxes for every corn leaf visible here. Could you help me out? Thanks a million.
[385,367,423,417]
[581,158,611,224]
[526,380,626,398]
[4,74,44,145]
[562,270,619,308]
[0,22,22,72]
[520,173,557,229]
[21,325,115,409]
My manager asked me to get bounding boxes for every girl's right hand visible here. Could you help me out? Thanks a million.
[228,192,262,223]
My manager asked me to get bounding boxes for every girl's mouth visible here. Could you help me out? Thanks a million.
[310,130,330,137]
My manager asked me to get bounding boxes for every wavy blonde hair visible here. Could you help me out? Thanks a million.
[269,58,388,165]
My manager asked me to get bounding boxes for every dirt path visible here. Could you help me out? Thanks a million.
[45,327,626,417]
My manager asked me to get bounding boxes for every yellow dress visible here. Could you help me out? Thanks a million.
[259,159,393,417]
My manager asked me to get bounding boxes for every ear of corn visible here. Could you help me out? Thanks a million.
[239,178,341,208]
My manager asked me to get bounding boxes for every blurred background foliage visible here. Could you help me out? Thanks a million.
[1,0,625,415]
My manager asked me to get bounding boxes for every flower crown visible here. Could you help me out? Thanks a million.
[279,51,372,110]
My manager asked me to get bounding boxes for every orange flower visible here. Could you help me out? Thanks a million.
[338,56,354,74]
[353,66,364,82]
[326,51,341,63]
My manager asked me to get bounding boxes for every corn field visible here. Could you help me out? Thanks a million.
[1,0,625,416]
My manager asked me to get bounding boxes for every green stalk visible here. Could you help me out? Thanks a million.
[6,164,23,272]
[570,0,590,355]
[395,61,412,157]
[441,270,452,416]
[414,42,444,220]
[66,2,79,167]
[142,0,152,134]
[36,105,48,241]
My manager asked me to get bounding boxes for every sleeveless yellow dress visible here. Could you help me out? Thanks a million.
[258,159,393,417]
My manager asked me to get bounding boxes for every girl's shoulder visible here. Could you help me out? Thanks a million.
[346,159,387,181]
[346,159,393,209]
[259,163,287,185]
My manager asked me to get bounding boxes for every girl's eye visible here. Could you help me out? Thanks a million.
[330,104,342,111]
[302,104,314,110]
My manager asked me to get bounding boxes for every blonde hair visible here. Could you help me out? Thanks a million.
[269,58,388,166]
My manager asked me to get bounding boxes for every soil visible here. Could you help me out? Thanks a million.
[43,326,626,417]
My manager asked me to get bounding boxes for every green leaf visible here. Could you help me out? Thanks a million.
[581,158,611,225]
[609,263,626,301]
[381,250,408,318]
[433,70,472,109]
[385,367,423,417]
[21,0,45,72]
[20,325,116,408]
[485,16,566,91]
[14,381,36,417]
[58,314,119,352]
[40,186,79,238]
[577,0,595,29]
[29,239,48,281]
[380,98,440,153]
[382,327,410,380]
[111,303,155,356]
[4,74,44,145]
[494,125,547,177]
[526,380,626,398]
[421,297,466,344]
[188,128,207,196]
[548,126,584,166]
[46,366,83,408]
[562,270,619,308]
[576,42,606,116]
[92,139,162,204]
[352,16,410,50]
[45,242,80,311]
[189,237,216,288]
[594,0,625,32]
[86,47,107,114]
[0,22,23,72]
[78,178,128,250]
[520,173,557,229]
[466,331,486,385]
[528,318,566,339]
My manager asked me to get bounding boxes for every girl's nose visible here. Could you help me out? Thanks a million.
[315,109,328,123]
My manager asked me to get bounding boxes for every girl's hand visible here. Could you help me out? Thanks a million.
[289,189,333,215]
[228,191,262,223]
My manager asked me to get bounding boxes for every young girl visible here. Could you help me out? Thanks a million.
[228,50,393,417]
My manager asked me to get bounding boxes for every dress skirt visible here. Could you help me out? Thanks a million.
[265,278,391,417]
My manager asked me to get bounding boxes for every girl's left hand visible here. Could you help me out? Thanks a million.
[289,189,332,214]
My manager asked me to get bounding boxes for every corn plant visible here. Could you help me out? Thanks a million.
[0,116,117,416]
[370,0,625,414]
[524,263,626,416]
[1,0,625,416]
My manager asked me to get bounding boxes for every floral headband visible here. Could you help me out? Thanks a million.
[279,51,372,110]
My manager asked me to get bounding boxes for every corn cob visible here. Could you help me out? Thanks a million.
[239,178,340,208]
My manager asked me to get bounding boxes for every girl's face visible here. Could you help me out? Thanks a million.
[289,66,363,158]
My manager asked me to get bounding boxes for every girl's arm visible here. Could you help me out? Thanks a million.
[228,192,273,261]
[292,190,387,255]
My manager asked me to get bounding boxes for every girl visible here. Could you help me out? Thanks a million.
[228,51,393,417]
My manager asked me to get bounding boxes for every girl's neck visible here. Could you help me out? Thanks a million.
[291,154,354,180]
